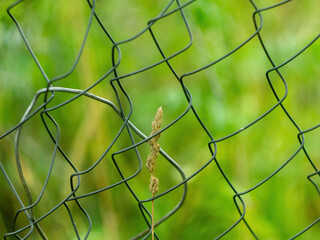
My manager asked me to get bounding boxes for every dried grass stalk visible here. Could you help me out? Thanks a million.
[146,106,163,240]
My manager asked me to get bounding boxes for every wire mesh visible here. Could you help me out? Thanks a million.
[0,0,319,239]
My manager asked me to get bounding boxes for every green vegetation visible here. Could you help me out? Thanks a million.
[0,0,319,239]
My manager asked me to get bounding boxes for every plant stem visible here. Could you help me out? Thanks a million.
[146,106,162,240]
[152,197,155,240]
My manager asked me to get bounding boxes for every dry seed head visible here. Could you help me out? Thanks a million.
[149,175,159,196]
[146,107,163,174]
[151,106,163,135]
[146,107,163,196]
[150,143,160,159]
[146,155,154,173]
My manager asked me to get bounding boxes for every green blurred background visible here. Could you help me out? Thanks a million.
[0,0,319,239]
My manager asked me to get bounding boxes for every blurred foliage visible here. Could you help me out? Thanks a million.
[0,0,319,239]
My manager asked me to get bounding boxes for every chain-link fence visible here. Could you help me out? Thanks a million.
[0,0,319,239]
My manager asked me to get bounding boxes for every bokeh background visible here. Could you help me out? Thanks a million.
[0,0,319,239]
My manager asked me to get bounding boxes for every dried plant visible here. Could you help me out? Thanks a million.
[146,106,163,240]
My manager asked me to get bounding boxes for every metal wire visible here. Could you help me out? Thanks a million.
[0,0,319,239]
